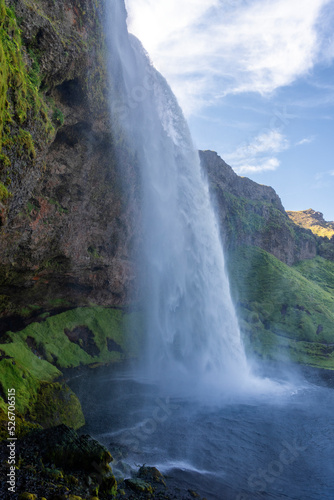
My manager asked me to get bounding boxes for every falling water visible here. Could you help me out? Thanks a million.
[105,0,249,393]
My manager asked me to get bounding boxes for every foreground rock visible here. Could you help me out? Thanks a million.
[0,425,205,499]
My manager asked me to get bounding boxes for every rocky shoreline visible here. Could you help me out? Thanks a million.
[0,423,206,500]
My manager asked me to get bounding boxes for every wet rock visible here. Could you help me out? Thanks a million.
[18,494,37,500]
[188,490,201,498]
[138,465,166,487]
[21,424,112,473]
[99,472,117,496]
[64,325,100,357]
[125,478,154,494]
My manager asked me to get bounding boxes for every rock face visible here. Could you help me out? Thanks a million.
[287,209,334,239]
[200,150,318,265]
[0,0,140,327]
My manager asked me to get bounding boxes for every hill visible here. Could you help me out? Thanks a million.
[287,208,334,239]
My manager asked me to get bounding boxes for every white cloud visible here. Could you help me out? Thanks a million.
[235,158,280,175]
[224,129,288,174]
[296,136,316,146]
[125,0,332,115]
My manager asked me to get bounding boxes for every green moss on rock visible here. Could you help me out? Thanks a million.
[0,307,143,427]
[125,478,153,494]
[29,382,85,430]
[18,493,37,500]
[0,407,41,440]
[0,0,54,157]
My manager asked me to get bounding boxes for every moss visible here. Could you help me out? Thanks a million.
[219,191,301,251]
[0,307,143,418]
[228,246,334,368]
[125,478,153,494]
[29,382,85,430]
[48,197,68,214]
[0,0,54,173]
[0,180,10,201]
[52,107,64,126]
[0,407,41,441]
[0,344,60,413]
[18,494,37,500]
[16,128,36,159]
[87,245,102,259]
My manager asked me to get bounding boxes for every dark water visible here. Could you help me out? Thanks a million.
[69,365,334,500]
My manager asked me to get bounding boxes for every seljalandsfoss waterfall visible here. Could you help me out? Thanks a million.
[2,0,334,499]
[105,0,249,395]
[69,2,334,500]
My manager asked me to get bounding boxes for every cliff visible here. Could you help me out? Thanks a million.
[0,0,145,443]
[0,0,140,334]
[287,209,334,261]
[199,151,334,367]
[200,150,318,265]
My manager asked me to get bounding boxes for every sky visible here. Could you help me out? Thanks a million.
[124,0,334,221]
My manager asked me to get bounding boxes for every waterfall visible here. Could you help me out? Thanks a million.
[105,0,250,394]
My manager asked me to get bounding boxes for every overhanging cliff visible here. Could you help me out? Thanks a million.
[0,0,140,332]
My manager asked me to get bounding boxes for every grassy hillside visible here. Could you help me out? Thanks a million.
[294,256,334,295]
[228,246,334,369]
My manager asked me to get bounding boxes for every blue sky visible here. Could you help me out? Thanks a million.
[125,0,334,221]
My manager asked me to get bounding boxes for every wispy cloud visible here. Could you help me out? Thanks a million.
[296,136,316,146]
[314,170,334,188]
[235,157,280,175]
[224,129,289,174]
[125,0,333,115]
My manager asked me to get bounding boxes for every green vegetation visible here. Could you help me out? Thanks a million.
[0,307,143,418]
[294,256,334,295]
[216,190,312,253]
[52,107,64,126]
[0,0,54,174]
[0,180,10,202]
[88,245,102,259]
[287,210,334,239]
[228,246,334,368]
[29,382,85,429]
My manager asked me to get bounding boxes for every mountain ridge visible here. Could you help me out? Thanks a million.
[287,208,334,239]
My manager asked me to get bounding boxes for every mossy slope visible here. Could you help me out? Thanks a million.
[0,306,143,433]
[294,256,334,295]
[228,246,334,368]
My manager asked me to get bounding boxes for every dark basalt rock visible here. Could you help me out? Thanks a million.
[138,465,166,487]
[20,424,112,473]
[64,325,100,357]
